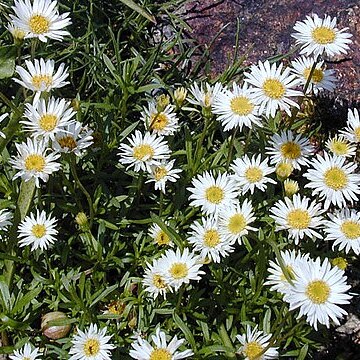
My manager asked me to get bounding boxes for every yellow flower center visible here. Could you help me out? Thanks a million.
[169,263,188,279]
[280,141,301,160]
[311,26,336,44]
[303,67,324,83]
[263,79,285,99]
[155,230,170,245]
[245,167,263,183]
[83,338,100,356]
[25,154,45,172]
[39,114,58,132]
[107,300,125,315]
[306,280,330,304]
[29,14,50,34]
[228,213,246,235]
[244,341,264,360]
[341,220,360,239]
[150,348,172,360]
[354,127,360,142]
[203,229,220,247]
[328,139,350,156]
[32,74,53,90]
[324,167,348,190]
[287,209,311,229]
[133,144,154,161]
[152,274,167,289]
[205,186,224,204]
[58,136,77,150]
[31,224,46,238]
[154,166,168,181]
[150,113,169,131]
[230,96,254,116]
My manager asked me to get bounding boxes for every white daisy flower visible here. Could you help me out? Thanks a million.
[324,209,360,255]
[10,0,71,43]
[188,216,234,263]
[129,327,193,360]
[52,121,93,156]
[270,194,324,244]
[244,60,302,118]
[14,58,69,94]
[0,209,12,237]
[7,22,28,40]
[265,250,310,294]
[291,56,337,94]
[236,325,278,360]
[69,323,115,360]
[10,343,41,360]
[141,102,179,136]
[212,82,262,131]
[118,130,170,173]
[266,130,314,170]
[231,154,276,194]
[340,108,360,143]
[187,81,223,109]
[218,200,257,245]
[0,113,9,138]
[291,14,353,58]
[18,209,57,250]
[22,97,76,140]
[148,223,173,247]
[284,257,352,330]
[143,259,170,299]
[10,137,61,188]
[304,152,360,209]
[187,171,239,216]
[325,135,356,158]
[159,247,204,291]
[145,159,182,193]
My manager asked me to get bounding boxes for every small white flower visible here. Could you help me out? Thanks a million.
[118,130,170,173]
[10,343,41,360]
[244,60,302,118]
[146,159,182,193]
[291,56,337,94]
[304,152,360,209]
[10,0,71,43]
[22,97,76,140]
[159,247,205,291]
[14,58,69,94]
[141,102,179,136]
[270,194,324,244]
[0,113,9,138]
[236,325,278,360]
[69,323,115,360]
[340,108,360,143]
[324,209,360,255]
[10,137,61,187]
[266,130,314,170]
[212,82,262,131]
[188,216,234,263]
[52,121,93,156]
[284,257,352,330]
[0,209,12,237]
[218,200,257,245]
[231,154,276,194]
[143,259,170,299]
[129,327,193,360]
[187,171,239,216]
[18,209,57,250]
[325,135,356,158]
[292,14,353,57]
[7,22,28,40]
[187,82,223,109]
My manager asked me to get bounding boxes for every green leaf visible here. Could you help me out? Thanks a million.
[18,179,36,221]
[119,0,156,24]
[0,277,11,312]
[89,284,118,307]
[173,313,196,349]
[298,344,309,360]
[0,45,16,79]
[11,286,42,314]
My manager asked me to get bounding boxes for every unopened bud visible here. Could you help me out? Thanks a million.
[284,179,299,197]
[71,99,81,111]
[41,311,71,340]
[276,162,293,180]
[75,212,88,229]
[173,87,187,107]
[156,94,170,112]
[331,257,348,271]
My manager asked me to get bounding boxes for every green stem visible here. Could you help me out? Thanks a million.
[243,127,252,154]
[70,156,94,229]
[226,126,238,170]
[193,116,211,174]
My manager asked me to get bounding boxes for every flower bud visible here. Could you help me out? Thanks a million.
[276,162,293,180]
[284,179,299,197]
[75,212,88,229]
[173,87,187,107]
[156,94,170,112]
[41,311,71,340]
[331,257,348,271]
